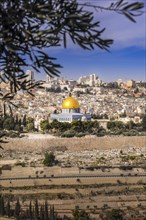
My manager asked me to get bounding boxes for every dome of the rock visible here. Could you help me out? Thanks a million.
[62,97,80,109]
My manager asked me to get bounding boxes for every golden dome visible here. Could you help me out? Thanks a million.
[62,97,80,109]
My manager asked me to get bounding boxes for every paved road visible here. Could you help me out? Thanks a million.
[1,173,146,181]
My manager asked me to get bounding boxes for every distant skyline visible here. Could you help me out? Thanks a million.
[34,0,145,82]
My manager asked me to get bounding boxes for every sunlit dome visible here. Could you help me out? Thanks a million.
[62,96,80,109]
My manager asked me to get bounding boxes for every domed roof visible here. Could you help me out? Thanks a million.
[62,96,80,109]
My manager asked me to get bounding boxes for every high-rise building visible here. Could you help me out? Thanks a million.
[46,75,51,83]
[126,80,136,88]
[78,73,99,86]
[25,70,34,84]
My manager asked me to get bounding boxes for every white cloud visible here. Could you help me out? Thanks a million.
[99,10,145,49]
[72,0,145,50]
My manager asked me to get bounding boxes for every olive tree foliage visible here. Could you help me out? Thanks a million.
[72,206,90,220]
[107,208,124,220]
[0,0,144,117]
[43,151,56,166]
[0,0,144,93]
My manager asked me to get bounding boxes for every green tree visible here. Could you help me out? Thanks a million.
[72,206,90,220]
[3,116,15,130]
[0,195,5,216]
[5,200,11,217]
[43,152,56,166]
[15,115,19,124]
[28,201,33,220]
[44,200,48,220]
[0,116,4,129]
[107,209,123,220]
[50,205,57,220]
[106,82,119,89]
[96,127,106,137]
[126,120,135,130]
[27,117,34,124]
[14,198,21,219]
[40,205,44,220]
[83,121,99,133]
[107,121,125,130]
[14,124,22,132]
[51,120,61,130]
[71,120,83,132]
[26,117,34,132]
[22,115,27,127]
[107,121,114,130]
[26,122,34,132]
[34,199,39,220]
[58,122,71,132]
[61,129,76,138]
[40,120,50,131]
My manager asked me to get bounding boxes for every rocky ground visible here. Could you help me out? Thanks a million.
[0,135,145,167]
[0,135,146,220]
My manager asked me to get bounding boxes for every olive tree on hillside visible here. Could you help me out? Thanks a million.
[40,120,50,132]
[43,152,56,166]
[106,209,124,220]
[72,206,90,220]
[26,117,34,132]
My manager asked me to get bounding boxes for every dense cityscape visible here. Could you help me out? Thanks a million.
[0,70,145,132]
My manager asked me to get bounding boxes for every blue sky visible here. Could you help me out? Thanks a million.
[36,0,146,82]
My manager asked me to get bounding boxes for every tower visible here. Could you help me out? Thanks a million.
[25,70,34,84]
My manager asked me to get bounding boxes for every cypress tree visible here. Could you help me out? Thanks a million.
[6,200,11,217]
[34,199,39,220]
[50,205,57,220]
[15,115,18,124]
[44,200,48,220]
[0,195,5,216]
[18,118,22,126]
[14,198,21,219]
[23,115,27,127]
[25,208,29,219]
[29,201,33,220]
[32,206,35,220]
[40,204,44,220]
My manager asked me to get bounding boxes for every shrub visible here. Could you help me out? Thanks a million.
[123,129,138,136]
[43,152,56,166]
[75,132,86,137]
[96,131,106,137]
[2,164,11,170]
[61,130,76,138]
[110,130,122,135]
[107,208,124,220]
[72,206,90,220]
[40,120,50,131]
[15,161,25,167]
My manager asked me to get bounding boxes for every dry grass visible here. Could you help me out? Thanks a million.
[2,135,145,152]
